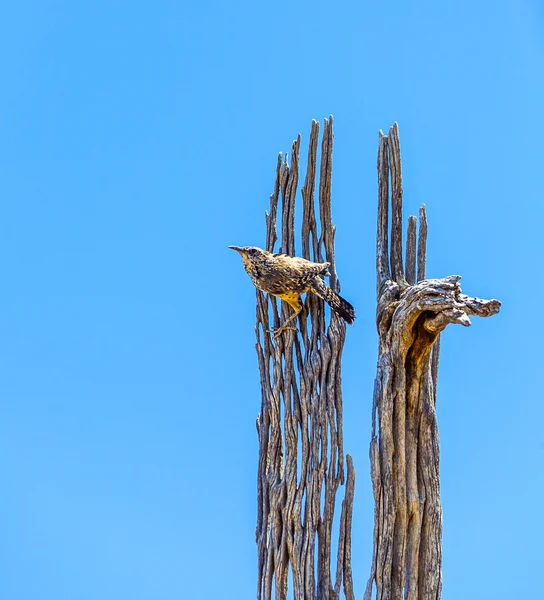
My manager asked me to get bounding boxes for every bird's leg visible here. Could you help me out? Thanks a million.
[271,311,299,338]
[267,295,303,338]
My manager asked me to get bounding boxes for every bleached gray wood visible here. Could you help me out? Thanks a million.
[256,117,355,600]
[406,216,417,285]
[376,133,390,297]
[389,123,406,286]
[417,205,427,283]
[365,123,501,600]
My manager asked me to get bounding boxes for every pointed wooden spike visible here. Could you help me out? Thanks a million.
[376,133,390,295]
[388,123,406,284]
[417,204,428,281]
[406,216,417,285]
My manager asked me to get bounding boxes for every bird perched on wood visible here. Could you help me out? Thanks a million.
[229,245,355,336]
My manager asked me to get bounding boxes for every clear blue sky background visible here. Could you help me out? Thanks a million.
[0,1,542,599]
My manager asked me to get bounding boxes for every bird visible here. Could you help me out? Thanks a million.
[229,245,355,336]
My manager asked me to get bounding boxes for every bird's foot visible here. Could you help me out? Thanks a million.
[267,326,298,338]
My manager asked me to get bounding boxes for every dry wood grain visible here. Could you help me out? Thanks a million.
[256,117,355,600]
[365,123,501,600]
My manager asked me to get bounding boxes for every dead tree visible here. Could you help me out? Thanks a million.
[252,119,500,600]
[255,117,355,600]
[364,124,501,600]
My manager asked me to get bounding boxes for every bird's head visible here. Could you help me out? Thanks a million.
[229,245,267,272]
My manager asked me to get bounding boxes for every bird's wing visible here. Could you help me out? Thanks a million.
[273,254,330,275]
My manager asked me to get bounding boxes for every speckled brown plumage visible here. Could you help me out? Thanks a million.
[229,245,355,335]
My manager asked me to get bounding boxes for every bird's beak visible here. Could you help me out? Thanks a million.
[228,245,244,254]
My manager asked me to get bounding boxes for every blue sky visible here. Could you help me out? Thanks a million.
[0,1,542,598]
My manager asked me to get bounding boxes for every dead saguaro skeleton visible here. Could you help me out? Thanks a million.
[255,117,355,600]
[364,124,501,600]
[252,119,500,600]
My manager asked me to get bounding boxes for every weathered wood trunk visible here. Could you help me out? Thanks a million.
[255,117,355,600]
[364,124,501,600]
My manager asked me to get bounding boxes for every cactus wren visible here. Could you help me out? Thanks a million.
[229,245,355,336]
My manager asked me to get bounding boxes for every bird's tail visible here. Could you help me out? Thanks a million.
[311,278,355,324]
